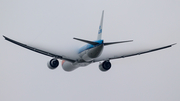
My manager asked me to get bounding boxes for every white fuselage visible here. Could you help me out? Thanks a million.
[62,43,104,71]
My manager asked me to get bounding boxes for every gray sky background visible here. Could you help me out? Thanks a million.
[0,0,180,101]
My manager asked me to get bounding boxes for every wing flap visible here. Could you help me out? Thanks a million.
[3,36,76,63]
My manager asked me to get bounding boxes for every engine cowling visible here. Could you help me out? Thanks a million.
[99,61,111,72]
[47,59,59,69]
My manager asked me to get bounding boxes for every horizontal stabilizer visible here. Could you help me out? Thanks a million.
[104,40,133,46]
[73,38,99,45]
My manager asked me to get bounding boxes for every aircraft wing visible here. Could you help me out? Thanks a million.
[93,43,176,62]
[3,36,76,63]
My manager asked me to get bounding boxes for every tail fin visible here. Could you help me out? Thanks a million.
[97,10,104,40]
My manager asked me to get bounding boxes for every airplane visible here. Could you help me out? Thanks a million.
[3,11,176,72]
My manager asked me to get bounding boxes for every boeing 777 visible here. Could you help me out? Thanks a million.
[3,11,176,72]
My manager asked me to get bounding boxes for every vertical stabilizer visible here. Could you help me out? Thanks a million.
[97,11,104,40]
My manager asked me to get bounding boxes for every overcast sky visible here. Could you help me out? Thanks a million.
[0,0,180,101]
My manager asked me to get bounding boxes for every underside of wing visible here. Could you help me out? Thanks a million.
[3,36,76,63]
[93,43,176,62]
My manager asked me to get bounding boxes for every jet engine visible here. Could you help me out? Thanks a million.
[47,59,59,69]
[99,61,111,71]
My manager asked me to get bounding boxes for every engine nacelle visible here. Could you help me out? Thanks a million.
[47,59,59,69]
[99,61,111,72]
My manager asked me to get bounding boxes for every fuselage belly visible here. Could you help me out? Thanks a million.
[62,43,104,71]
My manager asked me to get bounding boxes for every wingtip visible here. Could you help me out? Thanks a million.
[2,35,7,39]
[130,40,133,42]
[171,43,177,46]
[125,40,133,42]
[73,37,78,40]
